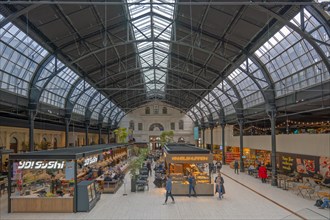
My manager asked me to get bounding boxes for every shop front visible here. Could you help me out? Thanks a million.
[164,144,214,196]
[8,144,128,213]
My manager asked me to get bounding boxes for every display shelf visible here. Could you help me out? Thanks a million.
[77,180,101,212]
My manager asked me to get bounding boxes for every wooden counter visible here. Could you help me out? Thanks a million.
[172,183,214,196]
[11,197,74,213]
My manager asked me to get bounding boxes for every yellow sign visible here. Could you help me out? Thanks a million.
[172,156,208,161]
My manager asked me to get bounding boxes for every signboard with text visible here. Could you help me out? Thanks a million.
[194,127,199,140]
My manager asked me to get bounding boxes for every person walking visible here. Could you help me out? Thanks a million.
[147,160,152,176]
[188,173,197,197]
[216,161,222,173]
[234,160,239,174]
[163,175,175,205]
[215,173,225,199]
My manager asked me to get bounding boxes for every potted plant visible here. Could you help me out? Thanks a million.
[129,148,149,192]
[114,127,128,143]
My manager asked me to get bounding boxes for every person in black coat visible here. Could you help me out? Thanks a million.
[234,160,239,174]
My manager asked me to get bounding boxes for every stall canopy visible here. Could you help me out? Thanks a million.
[9,144,128,160]
[165,144,210,155]
[164,144,212,164]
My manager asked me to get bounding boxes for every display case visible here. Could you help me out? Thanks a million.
[77,180,101,212]
[164,144,214,196]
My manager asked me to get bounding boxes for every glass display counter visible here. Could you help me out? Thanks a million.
[164,144,214,196]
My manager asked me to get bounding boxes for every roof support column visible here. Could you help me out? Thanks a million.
[65,118,70,148]
[221,121,226,165]
[28,109,36,152]
[98,124,102,144]
[202,126,205,149]
[107,127,111,144]
[268,109,278,187]
[238,118,244,173]
[85,121,90,146]
[210,124,214,154]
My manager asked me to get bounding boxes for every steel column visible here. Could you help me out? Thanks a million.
[238,119,244,172]
[269,110,278,186]
[65,118,70,148]
[221,122,226,165]
[28,110,36,151]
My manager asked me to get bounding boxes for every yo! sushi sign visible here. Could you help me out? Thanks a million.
[83,156,98,166]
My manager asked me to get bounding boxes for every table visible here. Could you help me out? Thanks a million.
[318,191,330,199]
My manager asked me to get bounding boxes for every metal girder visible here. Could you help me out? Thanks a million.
[97,66,236,111]
[67,38,270,107]
[105,92,191,119]
[109,80,222,115]
[256,5,330,75]
[84,90,99,120]
[28,54,55,110]
[224,79,244,119]
[307,5,330,36]
[104,84,220,123]
[0,2,320,6]
[0,4,40,28]
[64,78,83,117]
[52,4,103,67]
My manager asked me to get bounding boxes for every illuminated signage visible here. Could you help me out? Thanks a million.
[84,156,98,166]
[172,156,208,161]
[18,161,65,169]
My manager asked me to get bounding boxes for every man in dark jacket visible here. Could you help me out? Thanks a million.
[234,160,239,174]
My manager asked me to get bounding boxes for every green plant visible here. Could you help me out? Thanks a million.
[160,130,174,146]
[114,127,128,143]
[129,148,149,178]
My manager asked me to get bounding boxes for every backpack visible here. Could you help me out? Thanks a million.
[315,199,323,207]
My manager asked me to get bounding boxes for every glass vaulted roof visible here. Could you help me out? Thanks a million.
[255,8,329,97]
[0,14,48,96]
[0,13,123,123]
[127,0,175,98]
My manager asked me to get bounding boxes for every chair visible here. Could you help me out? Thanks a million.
[290,182,301,195]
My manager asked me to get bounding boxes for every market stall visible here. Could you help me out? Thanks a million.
[164,144,214,196]
[8,144,128,213]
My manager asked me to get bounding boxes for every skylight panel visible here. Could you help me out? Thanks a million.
[127,0,175,98]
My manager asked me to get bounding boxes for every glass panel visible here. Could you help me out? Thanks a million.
[127,0,175,97]
[254,10,329,97]
[0,17,49,96]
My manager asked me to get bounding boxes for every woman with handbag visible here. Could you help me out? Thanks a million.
[215,173,225,199]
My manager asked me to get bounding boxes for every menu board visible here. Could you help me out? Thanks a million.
[277,152,319,176]
[281,155,294,172]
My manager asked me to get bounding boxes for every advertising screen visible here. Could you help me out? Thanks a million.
[194,127,199,140]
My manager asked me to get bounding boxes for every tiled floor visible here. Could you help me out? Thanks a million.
[0,165,329,220]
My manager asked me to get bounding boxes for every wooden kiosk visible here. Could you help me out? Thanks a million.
[164,144,214,196]
[8,144,128,213]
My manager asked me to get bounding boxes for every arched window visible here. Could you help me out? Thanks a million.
[162,107,167,114]
[145,107,150,114]
[179,120,184,130]
[10,137,18,153]
[149,123,164,131]
[129,120,135,130]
